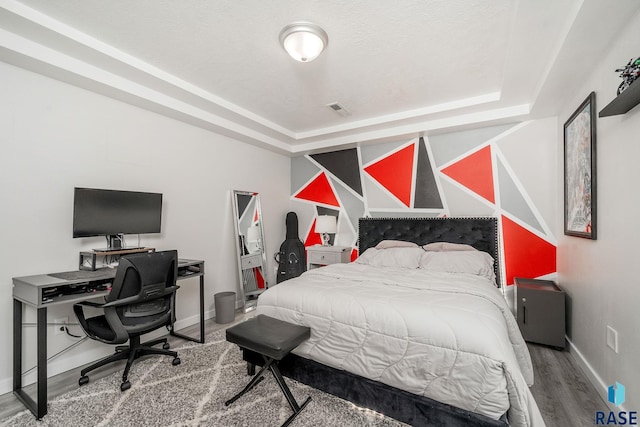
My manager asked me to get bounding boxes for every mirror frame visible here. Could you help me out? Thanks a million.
[231,190,268,311]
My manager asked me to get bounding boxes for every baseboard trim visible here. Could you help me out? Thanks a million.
[172,307,215,331]
[0,308,217,396]
[565,336,625,412]
[0,377,12,397]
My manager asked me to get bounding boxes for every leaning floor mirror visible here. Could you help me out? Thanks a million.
[231,190,268,312]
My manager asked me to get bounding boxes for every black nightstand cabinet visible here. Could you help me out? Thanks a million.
[514,278,566,349]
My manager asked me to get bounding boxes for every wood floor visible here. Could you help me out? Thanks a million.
[0,315,607,426]
[528,342,608,426]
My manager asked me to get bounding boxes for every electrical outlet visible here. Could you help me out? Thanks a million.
[54,317,68,336]
[606,325,619,353]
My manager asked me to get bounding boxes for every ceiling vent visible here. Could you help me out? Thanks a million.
[326,102,351,117]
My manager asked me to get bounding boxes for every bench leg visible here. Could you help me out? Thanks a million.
[270,361,312,427]
[224,359,271,406]
[225,355,311,427]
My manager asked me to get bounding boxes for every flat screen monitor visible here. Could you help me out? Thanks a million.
[73,187,162,249]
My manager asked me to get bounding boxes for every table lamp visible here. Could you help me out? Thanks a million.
[315,215,337,246]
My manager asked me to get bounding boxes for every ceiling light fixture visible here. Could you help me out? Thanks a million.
[279,22,328,62]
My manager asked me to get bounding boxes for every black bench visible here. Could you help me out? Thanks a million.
[225,315,312,427]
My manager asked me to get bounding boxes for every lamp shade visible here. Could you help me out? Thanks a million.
[279,22,328,62]
[315,215,337,234]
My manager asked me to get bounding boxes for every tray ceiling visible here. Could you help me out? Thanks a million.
[1,0,638,155]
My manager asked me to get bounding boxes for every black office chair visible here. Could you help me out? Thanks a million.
[73,250,181,391]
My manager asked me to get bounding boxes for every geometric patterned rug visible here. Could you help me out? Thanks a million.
[2,330,406,427]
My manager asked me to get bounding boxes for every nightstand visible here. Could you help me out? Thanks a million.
[514,277,566,349]
[307,245,351,269]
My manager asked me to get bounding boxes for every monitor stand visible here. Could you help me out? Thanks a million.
[92,247,144,252]
[80,247,155,270]
[92,234,142,252]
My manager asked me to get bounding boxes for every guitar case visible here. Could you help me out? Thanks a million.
[275,212,307,283]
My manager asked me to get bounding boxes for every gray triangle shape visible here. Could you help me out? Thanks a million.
[430,123,516,167]
[360,139,408,165]
[333,178,365,232]
[292,156,321,195]
[363,174,403,208]
[440,179,495,216]
[497,158,543,233]
[290,201,318,241]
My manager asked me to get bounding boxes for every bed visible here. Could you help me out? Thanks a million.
[253,217,545,426]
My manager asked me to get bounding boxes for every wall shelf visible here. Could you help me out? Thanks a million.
[599,81,640,117]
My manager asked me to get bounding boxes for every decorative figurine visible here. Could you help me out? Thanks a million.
[615,57,640,95]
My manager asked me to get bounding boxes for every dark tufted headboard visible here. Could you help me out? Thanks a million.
[358,217,501,287]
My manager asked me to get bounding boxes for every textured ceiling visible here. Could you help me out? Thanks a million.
[1,0,639,154]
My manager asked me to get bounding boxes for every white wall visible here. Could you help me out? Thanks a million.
[0,62,290,393]
[556,9,640,411]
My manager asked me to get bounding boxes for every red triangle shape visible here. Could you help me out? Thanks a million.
[442,146,495,203]
[294,172,340,207]
[304,218,323,247]
[364,144,415,207]
[254,267,265,289]
[502,215,556,286]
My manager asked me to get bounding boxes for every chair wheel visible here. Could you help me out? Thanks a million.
[163,342,170,350]
[120,381,131,392]
[172,357,181,366]
[79,375,89,386]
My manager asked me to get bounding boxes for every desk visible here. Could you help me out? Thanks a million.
[12,258,205,419]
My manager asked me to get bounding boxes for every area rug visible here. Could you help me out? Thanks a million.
[2,330,406,427]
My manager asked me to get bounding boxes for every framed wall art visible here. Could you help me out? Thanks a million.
[564,91,596,239]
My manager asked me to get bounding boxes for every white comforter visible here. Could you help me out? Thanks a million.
[256,263,545,427]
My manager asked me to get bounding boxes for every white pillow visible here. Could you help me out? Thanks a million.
[422,242,477,252]
[419,251,495,281]
[355,247,423,269]
[375,240,419,249]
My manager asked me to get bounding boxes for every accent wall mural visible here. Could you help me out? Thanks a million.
[290,121,558,286]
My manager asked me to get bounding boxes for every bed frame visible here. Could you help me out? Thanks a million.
[359,216,501,286]
[247,217,508,426]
